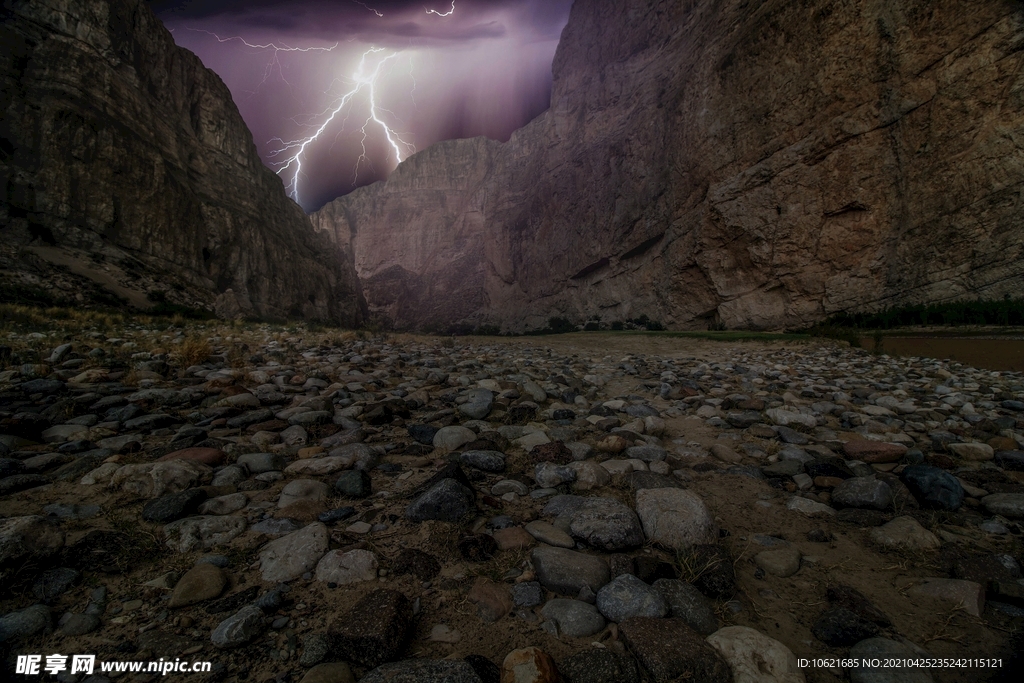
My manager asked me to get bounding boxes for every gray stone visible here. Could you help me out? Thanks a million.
[335,470,372,498]
[433,426,477,451]
[278,479,330,508]
[869,516,941,551]
[541,599,606,637]
[259,523,329,582]
[559,649,642,683]
[0,604,50,642]
[831,477,893,510]
[625,445,667,462]
[635,488,717,551]
[754,548,802,577]
[0,515,64,565]
[299,632,331,667]
[405,479,476,522]
[236,452,285,474]
[461,450,505,473]
[59,613,101,636]
[459,389,494,420]
[652,579,719,635]
[33,567,80,602]
[981,493,1024,520]
[900,466,964,511]
[198,492,248,516]
[535,462,577,488]
[567,497,645,551]
[511,582,544,607]
[596,574,667,623]
[315,549,378,585]
[525,520,574,548]
[211,605,266,648]
[532,546,611,595]
[142,488,209,523]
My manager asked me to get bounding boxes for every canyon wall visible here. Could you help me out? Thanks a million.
[1,0,364,323]
[315,0,1024,331]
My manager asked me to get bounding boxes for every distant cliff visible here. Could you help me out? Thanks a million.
[314,0,1024,331]
[1,0,364,323]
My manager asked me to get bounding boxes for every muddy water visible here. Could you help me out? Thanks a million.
[860,336,1024,372]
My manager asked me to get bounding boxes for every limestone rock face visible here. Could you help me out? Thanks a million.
[314,0,1024,332]
[1,0,363,323]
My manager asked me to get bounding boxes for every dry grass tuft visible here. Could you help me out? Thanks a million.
[176,336,212,367]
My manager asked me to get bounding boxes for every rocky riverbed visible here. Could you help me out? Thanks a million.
[1,324,1022,683]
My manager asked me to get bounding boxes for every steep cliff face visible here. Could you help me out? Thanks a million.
[315,0,1024,331]
[0,0,363,323]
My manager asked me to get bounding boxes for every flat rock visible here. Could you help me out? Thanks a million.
[278,479,330,508]
[558,649,641,683]
[237,452,286,474]
[635,488,717,551]
[198,492,247,516]
[981,493,1024,519]
[142,488,209,523]
[169,562,227,607]
[706,626,805,683]
[531,546,610,595]
[109,460,212,498]
[0,604,50,642]
[434,426,477,451]
[328,589,413,668]
[462,450,506,473]
[315,549,378,584]
[525,520,574,548]
[620,617,731,683]
[754,548,802,578]
[831,477,893,510]
[947,442,994,461]
[259,522,329,582]
[868,516,940,551]
[907,578,984,617]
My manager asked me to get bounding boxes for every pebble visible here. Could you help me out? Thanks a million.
[868,516,941,551]
[753,548,802,578]
[635,488,717,550]
[258,522,329,582]
[211,604,266,648]
[531,547,611,595]
[168,562,227,607]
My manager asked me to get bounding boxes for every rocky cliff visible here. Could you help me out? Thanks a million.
[1,0,364,323]
[315,0,1024,331]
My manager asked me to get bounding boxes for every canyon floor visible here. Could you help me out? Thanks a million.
[1,313,1023,683]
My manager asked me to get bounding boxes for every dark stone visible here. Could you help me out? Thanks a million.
[811,607,880,646]
[458,534,498,562]
[361,659,483,683]
[725,411,762,429]
[225,409,274,429]
[951,554,1021,589]
[624,404,659,418]
[204,586,259,615]
[21,379,65,395]
[836,508,889,527]
[106,404,142,423]
[141,488,209,523]
[531,441,573,464]
[775,425,810,444]
[553,408,577,421]
[807,529,834,543]
[329,589,413,668]
[653,579,720,636]
[418,462,474,494]
[629,471,681,490]
[900,465,964,510]
[805,460,854,480]
[58,439,94,453]
[0,459,24,478]
[0,474,50,495]
[464,654,501,683]
[33,567,80,602]
[391,548,441,581]
[559,649,642,683]
[619,618,731,683]
[995,451,1024,472]
[505,404,537,424]
[405,478,476,522]
[826,584,891,627]
[334,470,372,498]
[460,450,505,473]
[319,507,356,524]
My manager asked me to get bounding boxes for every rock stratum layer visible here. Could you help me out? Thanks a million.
[315,0,1024,331]
[1,0,363,323]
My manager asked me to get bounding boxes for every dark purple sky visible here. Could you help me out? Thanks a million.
[149,0,572,211]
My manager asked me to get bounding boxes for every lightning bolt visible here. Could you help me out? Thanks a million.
[185,28,340,95]
[266,47,415,206]
[351,1,384,17]
[425,1,456,17]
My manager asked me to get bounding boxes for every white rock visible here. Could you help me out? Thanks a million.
[707,626,805,683]
[314,549,377,585]
[259,523,329,582]
[108,460,212,498]
[164,516,247,553]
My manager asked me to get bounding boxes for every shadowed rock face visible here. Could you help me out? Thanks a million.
[1,0,364,323]
[314,0,1024,332]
